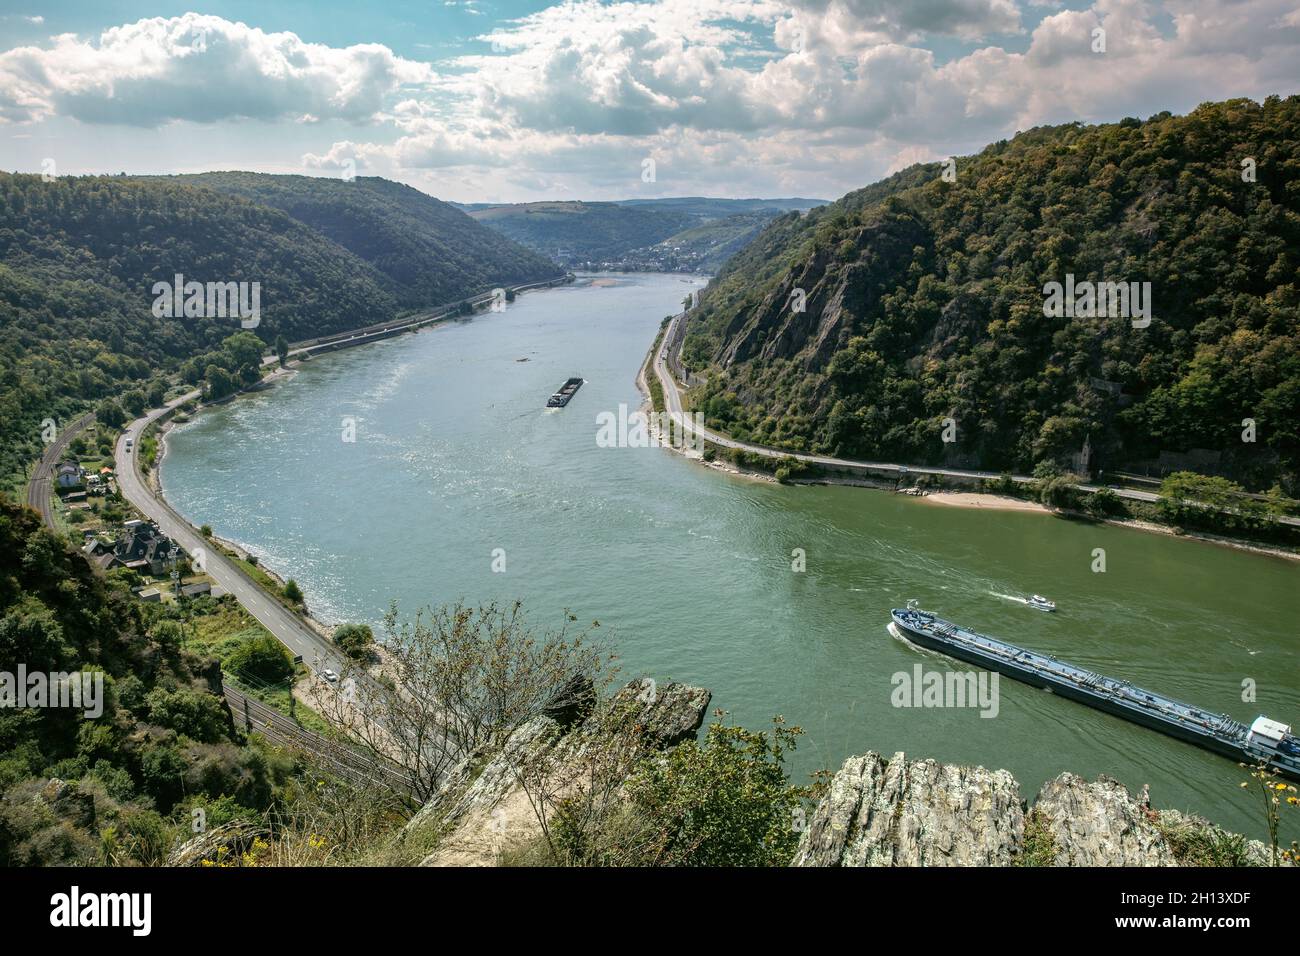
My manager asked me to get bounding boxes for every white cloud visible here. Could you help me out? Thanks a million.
[3,2,1299,200]
[0,12,434,126]
[324,0,1298,199]
[784,0,1023,48]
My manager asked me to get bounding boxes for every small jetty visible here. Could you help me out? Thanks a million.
[547,377,584,408]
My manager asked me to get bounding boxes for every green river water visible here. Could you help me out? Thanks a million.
[161,273,1299,840]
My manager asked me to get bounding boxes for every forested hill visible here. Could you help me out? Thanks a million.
[176,172,560,307]
[0,494,292,865]
[0,172,561,485]
[465,197,827,267]
[468,201,698,263]
[681,97,1300,493]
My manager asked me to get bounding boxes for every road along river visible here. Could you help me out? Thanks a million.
[161,273,1300,839]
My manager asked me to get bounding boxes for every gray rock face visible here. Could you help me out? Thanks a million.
[408,678,710,853]
[447,716,562,821]
[792,752,1024,866]
[404,715,561,835]
[609,679,711,748]
[793,753,1271,867]
[1033,772,1176,866]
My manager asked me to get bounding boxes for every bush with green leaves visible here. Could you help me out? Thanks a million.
[225,634,294,687]
[624,715,812,867]
[333,622,375,661]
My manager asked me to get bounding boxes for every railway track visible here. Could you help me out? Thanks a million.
[26,411,95,528]
[222,684,414,797]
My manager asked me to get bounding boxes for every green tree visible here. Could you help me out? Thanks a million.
[1085,486,1122,517]
[1038,473,1082,510]
[95,400,127,429]
[283,579,304,604]
[226,635,294,686]
[144,687,230,744]
[121,390,147,416]
[1156,471,1275,532]
[204,365,238,400]
[333,622,374,661]
[221,331,267,372]
[625,715,811,866]
[275,334,289,367]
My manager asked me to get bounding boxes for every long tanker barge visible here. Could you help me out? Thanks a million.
[891,605,1300,779]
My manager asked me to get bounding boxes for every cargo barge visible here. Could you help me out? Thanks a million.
[547,377,584,408]
[891,604,1300,779]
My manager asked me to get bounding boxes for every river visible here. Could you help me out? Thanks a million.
[161,272,1300,840]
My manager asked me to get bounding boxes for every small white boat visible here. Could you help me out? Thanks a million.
[1027,594,1056,612]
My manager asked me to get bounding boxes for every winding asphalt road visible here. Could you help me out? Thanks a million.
[113,398,349,675]
[652,308,1300,527]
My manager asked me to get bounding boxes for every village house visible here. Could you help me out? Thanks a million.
[81,537,120,573]
[55,461,84,489]
[112,520,179,576]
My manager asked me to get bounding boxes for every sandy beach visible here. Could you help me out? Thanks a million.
[921,491,1050,514]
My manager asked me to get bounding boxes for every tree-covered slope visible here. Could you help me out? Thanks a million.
[468,201,698,264]
[467,197,829,268]
[178,173,561,307]
[618,197,826,217]
[0,495,291,865]
[0,172,404,482]
[0,171,562,486]
[682,97,1300,492]
[623,210,786,273]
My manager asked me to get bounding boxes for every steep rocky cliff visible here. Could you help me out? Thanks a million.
[793,751,1280,867]
[679,97,1300,492]
[399,676,1280,867]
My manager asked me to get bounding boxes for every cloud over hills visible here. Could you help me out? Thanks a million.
[3,1,1298,200]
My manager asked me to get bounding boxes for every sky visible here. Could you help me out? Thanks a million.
[1,0,1298,203]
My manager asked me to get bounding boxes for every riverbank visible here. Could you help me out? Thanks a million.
[638,324,1300,563]
[149,412,345,644]
[921,491,1050,513]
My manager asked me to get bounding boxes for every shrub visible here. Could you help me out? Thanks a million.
[624,716,812,867]
[1085,487,1123,517]
[334,622,375,661]
[226,635,294,686]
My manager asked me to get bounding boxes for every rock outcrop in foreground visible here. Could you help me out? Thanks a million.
[793,752,1023,866]
[794,751,1278,867]
[405,681,1277,868]
[409,679,711,866]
